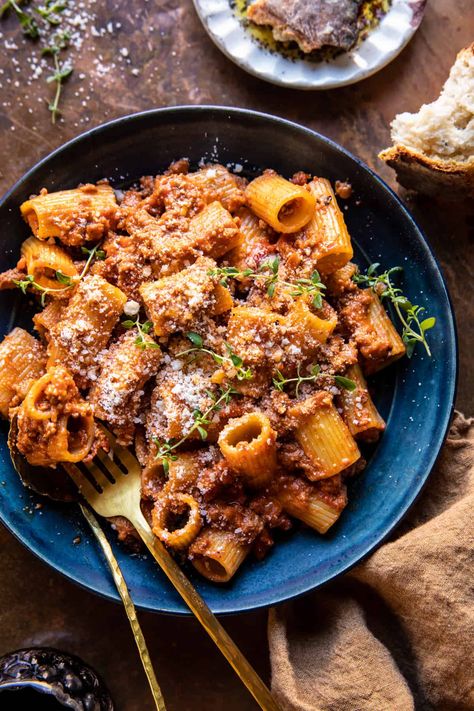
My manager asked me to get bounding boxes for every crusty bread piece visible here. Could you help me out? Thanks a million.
[379,43,474,198]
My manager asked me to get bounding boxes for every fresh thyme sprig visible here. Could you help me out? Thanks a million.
[273,363,321,397]
[273,363,356,397]
[36,0,66,25]
[209,256,326,310]
[0,0,39,38]
[121,318,160,350]
[352,263,436,357]
[178,332,253,381]
[1,2,74,122]
[43,30,72,124]
[153,384,239,474]
[14,241,104,305]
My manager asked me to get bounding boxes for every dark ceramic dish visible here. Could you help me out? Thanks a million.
[0,107,457,614]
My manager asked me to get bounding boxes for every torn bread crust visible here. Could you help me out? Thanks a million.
[379,144,474,198]
[247,0,362,53]
[379,43,474,198]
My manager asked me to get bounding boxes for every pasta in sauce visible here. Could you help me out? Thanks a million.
[0,161,408,583]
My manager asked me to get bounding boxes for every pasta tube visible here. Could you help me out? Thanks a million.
[188,164,245,212]
[21,236,78,291]
[188,202,242,258]
[139,257,233,337]
[48,274,127,387]
[304,178,353,274]
[362,291,406,374]
[0,328,46,418]
[189,528,250,583]
[286,299,337,345]
[246,173,316,233]
[16,366,95,466]
[33,300,66,340]
[218,412,277,488]
[89,330,161,446]
[165,452,202,492]
[337,364,385,442]
[226,207,274,274]
[275,479,343,534]
[152,493,202,550]
[295,399,360,479]
[20,183,117,245]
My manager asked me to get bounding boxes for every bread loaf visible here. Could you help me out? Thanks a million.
[379,43,474,198]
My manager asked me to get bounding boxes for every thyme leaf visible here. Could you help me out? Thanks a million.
[334,375,357,391]
[36,0,66,24]
[272,364,355,396]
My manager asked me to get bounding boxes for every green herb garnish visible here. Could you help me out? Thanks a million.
[153,385,239,474]
[273,363,321,397]
[209,258,326,310]
[353,263,436,357]
[273,363,356,397]
[36,0,66,24]
[178,333,253,381]
[334,375,357,392]
[122,318,160,350]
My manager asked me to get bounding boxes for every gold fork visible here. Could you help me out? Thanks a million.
[63,433,280,711]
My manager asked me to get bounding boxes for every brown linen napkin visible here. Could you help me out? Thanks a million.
[268,412,474,711]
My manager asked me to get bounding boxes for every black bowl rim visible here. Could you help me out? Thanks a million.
[0,106,458,615]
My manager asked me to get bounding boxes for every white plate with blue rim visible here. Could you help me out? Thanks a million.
[193,0,427,89]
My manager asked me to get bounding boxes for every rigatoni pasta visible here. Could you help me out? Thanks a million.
[189,529,250,583]
[21,183,117,246]
[295,397,361,479]
[21,237,78,291]
[47,274,127,388]
[303,177,354,274]
[218,412,277,488]
[246,172,316,233]
[0,158,432,583]
[337,364,385,442]
[0,328,46,417]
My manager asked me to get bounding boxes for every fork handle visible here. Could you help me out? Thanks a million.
[131,512,280,711]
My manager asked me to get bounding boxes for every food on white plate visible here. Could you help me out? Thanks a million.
[380,43,474,198]
[247,0,363,53]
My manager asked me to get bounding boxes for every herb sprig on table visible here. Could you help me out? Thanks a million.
[353,263,436,357]
[153,385,239,475]
[43,30,72,123]
[0,0,73,123]
[209,257,326,310]
[0,0,39,38]
[14,242,104,305]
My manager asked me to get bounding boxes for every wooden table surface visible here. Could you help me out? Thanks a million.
[0,2,472,709]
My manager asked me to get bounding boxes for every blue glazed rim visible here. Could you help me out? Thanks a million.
[0,107,458,615]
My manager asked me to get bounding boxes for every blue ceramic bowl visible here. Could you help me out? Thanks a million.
[0,107,457,614]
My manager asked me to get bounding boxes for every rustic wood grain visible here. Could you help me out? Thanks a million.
[0,2,472,710]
